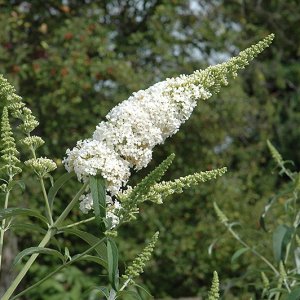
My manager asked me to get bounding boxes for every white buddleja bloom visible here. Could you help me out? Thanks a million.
[65,78,211,214]
[63,33,274,214]
[93,79,211,170]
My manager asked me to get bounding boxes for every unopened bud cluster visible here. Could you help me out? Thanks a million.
[123,232,159,280]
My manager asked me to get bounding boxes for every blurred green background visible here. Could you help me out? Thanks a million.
[0,0,299,299]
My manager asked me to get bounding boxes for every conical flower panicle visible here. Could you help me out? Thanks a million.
[0,74,24,119]
[0,74,39,134]
[140,167,227,204]
[166,34,274,96]
[123,232,159,280]
[208,271,220,300]
[63,35,274,214]
[0,107,22,178]
[267,140,283,166]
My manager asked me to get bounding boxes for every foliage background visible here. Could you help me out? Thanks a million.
[0,0,299,299]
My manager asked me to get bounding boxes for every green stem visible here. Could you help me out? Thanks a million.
[11,237,106,299]
[39,177,53,225]
[119,278,131,291]
[0,189,10,272]
[228,226,279,276]
[59,216,95,230]
[1,230,53,300]
[28,134,53,226]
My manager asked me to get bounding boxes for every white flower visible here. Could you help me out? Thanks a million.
[63,139,130,194]
[63,71,213,216]
[92,79,211,171]
[63,73,212,203]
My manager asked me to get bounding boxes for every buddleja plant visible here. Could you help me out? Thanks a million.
[0,34,273,299]
[213,140,300,299]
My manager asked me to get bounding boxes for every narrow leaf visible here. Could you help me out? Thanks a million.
[62,228,107,261]
[231,247,249,263]
[10,223,47,234]
[73,254,107,269]
[94,286,109,298]
[90,175,106,232]
[48,172,75,210]
[0,208,48,224]
[117,291,142,300]
[273,224,293,262]
[107,238,119,291]
[14,247,65,265]
[287,287,300,300]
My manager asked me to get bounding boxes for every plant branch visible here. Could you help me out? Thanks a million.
[11,237,106,299]
[58,216,95,230]
[227,226,279,276]
[39,177,53,225]
[54,181,89,227]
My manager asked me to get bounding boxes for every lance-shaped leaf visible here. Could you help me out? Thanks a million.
[107,238,119,291]
[0,207,48,224]
[14,247,65,265]
[48,171,75,210]
[62,228,107,261]
[273,224,294,262]
[90,175,106,232]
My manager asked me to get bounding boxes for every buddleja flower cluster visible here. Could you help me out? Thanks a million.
[63,34,274,217]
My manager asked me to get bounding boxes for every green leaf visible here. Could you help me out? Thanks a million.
[273,224,294,262]
[133,283,153,298]
[14,247,65,265]
[107,238,119,291]
[73,254,107,269]
[90,175,106,232]
[231,247,249,263]
[62,228,107,261]
[287,287,300,300]
[0,208,48,224]
[7,180,25,191]
[10,223,47,234]
[117,291,143,300]
[94,286,109,298]
[48,172,75,210]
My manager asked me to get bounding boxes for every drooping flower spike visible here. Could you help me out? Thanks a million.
[63,34,274,217]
